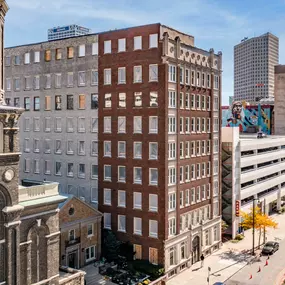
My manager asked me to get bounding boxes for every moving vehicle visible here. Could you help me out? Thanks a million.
[261,241,279,255]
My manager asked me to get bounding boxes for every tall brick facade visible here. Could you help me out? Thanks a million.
[98,23,222,277]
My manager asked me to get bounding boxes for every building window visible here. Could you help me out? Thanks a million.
[134,167,142,184]
[134,36,142,50]
[168,116,176,133]
[191,117,195,132]
[67,47,74,59]
[180,92,184,109]
[149,34,158,48]
[104,213,111,229]
[191,94,195,109]
[5,56,11,66]
[118,116,126,133]
[78,44,85,57]
[149,168,158,185]
[24,52,30,64]
[55,162,62,176]
[104,141,111,157]
[78,164,85,178]
[69,229,75,241]
[118,215,126,232]
[207,74,211,88]
[118,141,126,158]
[149,220,158,238]
[149,91,158,107]
[196,71,200,86]
[196,94,200,109]
[207,96,211,110]
[85,246,96,262]
[202,73,205,87]
[33,75,40,90]
[134,217,142,235]
[168,65,176,82]
[44,139,51,153]
[191,188,195,204]
[191,164,195,180]
[118,67,126,84]
[55,139,61,154]
[104,165,111,181]
[149,64,158,81]
[14,55,20,65]
[91,141,98,156]
[134,116,142,133]
[33,117,40,131]
[185,165,190,181]
[134,244,142,260]
[180,191,184,208]
[104,117,111,133]
[78,94,85,109]
[104,188,112,206]
[78,140,85,155]
[104,69,111,85]
[168,142,176,159]
[104,93,112,108]
[66,94,73,110]
[91,118,98,133]
[118,38,126,52]
[55,95,62,110]
[149,116,158,133]
[91,165,98,179]
[24,97,30,111]
[14,97,19,107]
[214,75,219,89]
[118,166,126,183]
[134,66,142,83]
[45,50,51,62]
[168,167,176,185]
[180,142,184,158]
[149,194,158,212]
[55,48,62,60]
[134,142,142,159]
[78,71,86,86]
[133,192,142,209]
[185,189,190,205]
[55,73,61,88]
[118,93,126,108]
[6,78,11,91]
[180,117,184,133]
[185,69,190,85]
[45,74,51,89]
[168,90,176,108]
[168,193,176,211]
[44,160,51,174]
[33,97,40,111]
[104,40,111,54]
[91,70,98,86]
[134,92,142,107]
[149,142,158,160]
[168,218,176,236]
[118,190,126,207]
[91,94,98,109]
[87,224,93,237]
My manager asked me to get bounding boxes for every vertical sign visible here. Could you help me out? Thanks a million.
[235,200,240,217]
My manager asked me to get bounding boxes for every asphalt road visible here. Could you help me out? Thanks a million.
[225,238,285,285]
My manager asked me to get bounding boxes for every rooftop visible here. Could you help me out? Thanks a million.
[239,133,285,141]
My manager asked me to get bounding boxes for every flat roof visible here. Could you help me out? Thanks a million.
[239,134,285,141]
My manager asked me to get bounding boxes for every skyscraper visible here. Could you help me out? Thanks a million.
[234,33,279,102]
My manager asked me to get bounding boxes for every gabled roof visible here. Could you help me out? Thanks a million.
[58,194,102,217]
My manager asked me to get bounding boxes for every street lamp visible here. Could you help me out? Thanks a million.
[252,195,258,256]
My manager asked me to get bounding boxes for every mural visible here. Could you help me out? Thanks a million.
[222,101,273,135]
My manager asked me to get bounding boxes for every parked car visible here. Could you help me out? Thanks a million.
[261,241,279,255]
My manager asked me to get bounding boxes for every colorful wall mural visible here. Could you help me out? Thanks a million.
[222,101,273,134]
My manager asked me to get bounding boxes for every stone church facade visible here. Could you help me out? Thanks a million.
[0,1,84,284]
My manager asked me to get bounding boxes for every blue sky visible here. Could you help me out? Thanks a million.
[5,0,285,104]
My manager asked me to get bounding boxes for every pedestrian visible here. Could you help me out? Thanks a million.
[200,254,205,268]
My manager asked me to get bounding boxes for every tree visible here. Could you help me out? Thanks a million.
[221,220,228,233]
[241,206,278,248]
[102,230,121,262]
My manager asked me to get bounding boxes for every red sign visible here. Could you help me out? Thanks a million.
[235,201,240,217]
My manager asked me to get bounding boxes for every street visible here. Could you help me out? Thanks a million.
[167,214,285,285]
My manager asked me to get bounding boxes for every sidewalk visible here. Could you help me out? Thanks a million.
[167,214,285,285]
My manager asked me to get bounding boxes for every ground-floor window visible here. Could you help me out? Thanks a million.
[85,245,96,262]
[169,247,176,266]
[205,230,210,246]
[180,242,186,260]
[213,225,219,241]
[149,247,158,265]
[134,244,142,260]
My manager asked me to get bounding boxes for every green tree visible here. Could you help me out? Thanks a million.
[102,230,121,262]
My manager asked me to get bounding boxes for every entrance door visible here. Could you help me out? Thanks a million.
[192,236,200,264]
[68,251,77,268]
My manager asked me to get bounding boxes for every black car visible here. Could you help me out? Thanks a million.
[261,241,279,255]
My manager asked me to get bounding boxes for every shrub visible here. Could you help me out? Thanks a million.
[230,239,239,243]
[129,260,164,280]
[235,234,244,241]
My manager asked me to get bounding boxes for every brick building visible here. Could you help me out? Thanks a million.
[98,23,222,277]
[59,195,102,268]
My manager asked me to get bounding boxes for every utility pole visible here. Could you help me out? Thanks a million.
[263,198,266,244]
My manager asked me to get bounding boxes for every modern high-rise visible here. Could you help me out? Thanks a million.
[98,23,222,277]
[48,24,91,41]
[234,32,279,102]
[4,34,99,206]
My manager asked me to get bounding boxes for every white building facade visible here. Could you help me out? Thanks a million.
[222,127,285,237]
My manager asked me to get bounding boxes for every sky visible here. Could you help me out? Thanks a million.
[4,0,285,104]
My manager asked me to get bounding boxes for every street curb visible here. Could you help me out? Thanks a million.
[275,267,285,285]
